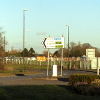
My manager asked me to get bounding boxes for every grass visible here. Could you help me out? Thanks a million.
[4,63,47,69]
[1,63,49,74]
[0,64,45,76]
[4,63,52,70]
[0,85,99,100]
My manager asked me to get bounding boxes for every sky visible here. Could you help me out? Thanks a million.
[0,0,100,53]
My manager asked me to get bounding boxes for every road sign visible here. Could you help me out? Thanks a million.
[86,49,95,60]
[42,37,64,48]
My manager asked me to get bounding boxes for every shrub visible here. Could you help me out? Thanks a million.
[69,74,100,85]
[69,74,100,96]
[70,84,96,96]
[91,79,100,86]
[94,86,100,95]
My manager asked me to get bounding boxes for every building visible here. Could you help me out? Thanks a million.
[36,54,46,61]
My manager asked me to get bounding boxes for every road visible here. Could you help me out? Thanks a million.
[0,69,97,86]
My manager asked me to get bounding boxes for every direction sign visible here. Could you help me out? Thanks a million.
[42,37,64,48]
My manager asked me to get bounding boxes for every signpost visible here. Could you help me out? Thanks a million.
[42,37,65,77]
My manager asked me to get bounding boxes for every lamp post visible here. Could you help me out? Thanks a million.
[66,25,69,60]
[23,9,28,69]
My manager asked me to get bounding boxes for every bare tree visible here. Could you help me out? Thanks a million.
[0,27,7,71]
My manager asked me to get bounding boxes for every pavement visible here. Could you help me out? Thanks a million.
[0,78,69,86]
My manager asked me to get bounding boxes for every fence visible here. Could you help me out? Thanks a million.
[62,61,91,69]
[3,58,91,70]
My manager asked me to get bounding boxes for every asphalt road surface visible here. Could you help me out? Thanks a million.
[0,69,97,86]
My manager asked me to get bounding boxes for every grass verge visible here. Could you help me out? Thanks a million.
[0,85,99,100]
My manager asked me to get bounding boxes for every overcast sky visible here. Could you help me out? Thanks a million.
[0,0,100,53]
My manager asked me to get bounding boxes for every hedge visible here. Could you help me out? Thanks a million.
[69,74,100,85]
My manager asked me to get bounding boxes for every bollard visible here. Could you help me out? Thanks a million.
[52,65,57,77]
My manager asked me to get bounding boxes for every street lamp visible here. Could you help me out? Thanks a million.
[66,25,69,60]
[23,9,28,68]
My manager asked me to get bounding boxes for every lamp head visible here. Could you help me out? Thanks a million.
[66,25,69,26]
[24,9,28,11]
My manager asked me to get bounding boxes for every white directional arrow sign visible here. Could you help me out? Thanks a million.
[42,37,64,49]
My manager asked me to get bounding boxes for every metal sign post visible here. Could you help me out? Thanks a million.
[47,49,49,76]
[61,48,63,76]
[97,57,99,75]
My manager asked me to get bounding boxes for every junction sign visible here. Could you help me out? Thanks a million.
[42,37,64,49]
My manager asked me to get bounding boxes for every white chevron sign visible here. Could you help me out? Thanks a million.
[42,37,64,49]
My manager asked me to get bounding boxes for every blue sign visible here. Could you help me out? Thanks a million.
[54,38,61,40]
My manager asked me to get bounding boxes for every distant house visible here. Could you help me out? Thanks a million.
[36,54,46,61]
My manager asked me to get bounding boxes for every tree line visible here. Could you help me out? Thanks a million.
[53,42,100,57]
[3,42,100,58]
[5,48,35,57]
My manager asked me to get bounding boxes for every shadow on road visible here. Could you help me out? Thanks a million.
[57,78,69,82]
[15,74,25,76]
